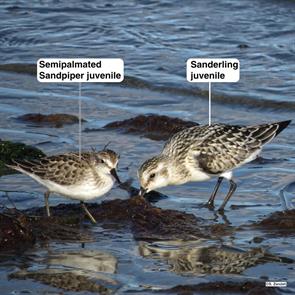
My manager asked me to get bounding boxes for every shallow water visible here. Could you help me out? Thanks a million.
[0,0,295,294]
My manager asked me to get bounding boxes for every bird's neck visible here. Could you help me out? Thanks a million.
[91,166,114,187]
[168,160,191,185]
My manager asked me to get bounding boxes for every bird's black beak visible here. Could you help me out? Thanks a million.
[110,169,121,184]
[139,187,147,197]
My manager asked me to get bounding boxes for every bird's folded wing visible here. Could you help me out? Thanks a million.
[188,125,265,174]
[11,154,88,185]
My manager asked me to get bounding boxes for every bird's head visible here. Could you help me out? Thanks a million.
[138,155,170,196]
[94,149,121,183]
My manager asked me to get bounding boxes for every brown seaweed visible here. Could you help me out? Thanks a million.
[0,140,45,176]
[253,209,295,234]
[86,114,199,141]
[156,280,280,294]
[16,113,86,128]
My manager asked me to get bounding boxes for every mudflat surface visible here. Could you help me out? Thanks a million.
[1,107,295,294]
[0,0,295,293]
[1,106,295,294]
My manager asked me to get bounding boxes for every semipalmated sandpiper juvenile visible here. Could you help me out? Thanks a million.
[7,149,121,223]
[138,121,291,211]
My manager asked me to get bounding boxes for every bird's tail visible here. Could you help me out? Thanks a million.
[250,120,291,145]
[6,159,37,174]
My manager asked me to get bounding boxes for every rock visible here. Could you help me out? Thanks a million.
[100,114,198,141]
[16,113,86,128]
[0,140,45,176]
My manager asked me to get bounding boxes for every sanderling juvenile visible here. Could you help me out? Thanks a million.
[7,149,121,223]
[138,120,291,211]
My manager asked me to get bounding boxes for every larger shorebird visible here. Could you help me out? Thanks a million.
[138,121,291,211]
[7,149,121,223]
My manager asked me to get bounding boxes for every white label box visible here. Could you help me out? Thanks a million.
[37,58,124,83]
[187,58,240,82]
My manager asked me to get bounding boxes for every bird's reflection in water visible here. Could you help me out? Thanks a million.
[139,240,279,275]
[10,250,119,293]
[47,250,117,274]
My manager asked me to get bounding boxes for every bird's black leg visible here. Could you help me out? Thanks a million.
[218,179,237,212]
[44,191,51,217]
[80,201,97,224]
[207,177,223,208]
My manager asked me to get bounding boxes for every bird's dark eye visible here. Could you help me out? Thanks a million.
[98,158,104,164]
[150,173,156,179]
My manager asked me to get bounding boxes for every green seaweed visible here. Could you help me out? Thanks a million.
[0,140,45,176]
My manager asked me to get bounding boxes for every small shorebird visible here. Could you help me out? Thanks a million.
[7,149,121,223]
[138,120,291,211]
